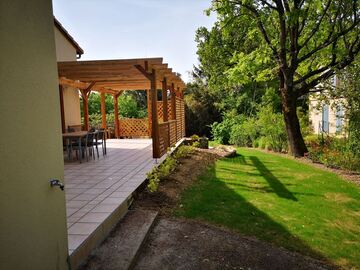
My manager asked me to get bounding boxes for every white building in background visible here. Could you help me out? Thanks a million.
[309,76,346,135]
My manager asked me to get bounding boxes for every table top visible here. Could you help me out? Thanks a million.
[62,131,89,138]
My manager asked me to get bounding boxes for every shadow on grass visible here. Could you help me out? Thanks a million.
[178,155,337,268]
[250,156,298,201]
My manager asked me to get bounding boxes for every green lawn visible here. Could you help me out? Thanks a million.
[176,148,360,269]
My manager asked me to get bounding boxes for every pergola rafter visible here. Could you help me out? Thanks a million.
[58,57,185,158]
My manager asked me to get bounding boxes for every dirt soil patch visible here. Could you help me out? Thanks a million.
[133,218,333,270]
[132,147,230,215]
[131,147,335,270]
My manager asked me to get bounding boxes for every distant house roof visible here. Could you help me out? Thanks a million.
[54,17,84,57]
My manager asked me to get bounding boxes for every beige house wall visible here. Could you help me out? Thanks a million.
[0,1,69,269]
[309,96,344,135]
[63,86,82,128]
[54,25,82,129]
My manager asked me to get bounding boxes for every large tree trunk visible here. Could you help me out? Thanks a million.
[281,87,308,157]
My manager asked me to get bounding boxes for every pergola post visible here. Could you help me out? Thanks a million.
[113,93,120,138]
[162,78,169,123]
[59,85,65,133]
[80,90,90,131]
[147,89,152,136]
[100,92,107,130]
[150,69,160,158]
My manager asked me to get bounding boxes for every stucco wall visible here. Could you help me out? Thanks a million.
[0,1,69,269]
[309,97,343,135]
[54,26,77,61]
[54,25,82,128]
[63,86,82,127]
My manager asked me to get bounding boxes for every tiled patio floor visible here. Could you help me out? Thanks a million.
[64,139,165,255]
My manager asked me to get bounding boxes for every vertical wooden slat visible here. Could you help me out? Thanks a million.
[171,83,177,140]
[59,85,65,133]
[151,69,160,158]
[162,78,168,123]
[171,83,176,120]
[100,92,107,129]
[113,93,120,138]
[147,89,152,136]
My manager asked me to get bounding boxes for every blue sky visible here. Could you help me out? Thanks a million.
[52,0,215,82]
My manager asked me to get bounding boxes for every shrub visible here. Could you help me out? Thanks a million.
[230,118,258,147]
[257,106,288,152]
[306,135,360,171]
[173,145,195,159]
[190,134,200,141]
[211,111,243,144]
[147,145,195,192]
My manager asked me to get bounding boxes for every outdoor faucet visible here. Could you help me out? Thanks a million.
[50,179,65,191]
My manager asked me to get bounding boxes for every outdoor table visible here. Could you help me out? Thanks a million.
[62,131,88,163]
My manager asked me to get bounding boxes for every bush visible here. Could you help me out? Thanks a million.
[173,145,195,159]
[147,145,195,192]
[257,106,288,152]
[230,118,258,147]
[306,135,360,171]
[211,120,232,145]
[211,111,243,145]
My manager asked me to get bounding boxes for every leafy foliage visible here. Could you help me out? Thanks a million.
[195,0,360,156]
[82,91,147,120]
[147,145,195,192]
[306,136,360,171]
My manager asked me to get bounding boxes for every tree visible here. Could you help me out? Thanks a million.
[209,0,359,156]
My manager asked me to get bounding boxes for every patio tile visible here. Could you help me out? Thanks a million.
[66,208,78,217]
[66,188,88,195]
[91,203,119,213]
[68,222,100,235]
[67,200,88,208]
[108,192,129,198]
[64,139,168,256]
[84,188,106,195]
[74,193,98,201]
[101,197,126,205]
[68,234,89,250]
[78,212,109,223]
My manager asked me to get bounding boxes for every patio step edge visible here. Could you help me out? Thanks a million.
[78,209,159,270]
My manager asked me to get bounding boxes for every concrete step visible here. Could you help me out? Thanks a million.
[78,209,158,270]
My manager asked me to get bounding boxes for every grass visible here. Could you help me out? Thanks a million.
[176,148,360,269]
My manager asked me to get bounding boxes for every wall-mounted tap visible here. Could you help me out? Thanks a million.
[49,179,64,191]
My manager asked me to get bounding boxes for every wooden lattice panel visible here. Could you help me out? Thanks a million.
[176,98,182,140]
[180,100,185,137]
[169,120,177,146]
[158,122,170,157]
[119,118,149,137]
[157,101,172,122]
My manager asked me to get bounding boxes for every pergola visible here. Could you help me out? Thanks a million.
[58,58,186,158]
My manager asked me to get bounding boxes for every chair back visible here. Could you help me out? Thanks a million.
[68,125,82,132]
[96,129,105,142]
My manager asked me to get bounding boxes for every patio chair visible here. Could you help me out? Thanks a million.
[85,131,96,161]
[67,125,82,132]
[94,129,107,158]
[71,132,95,162]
